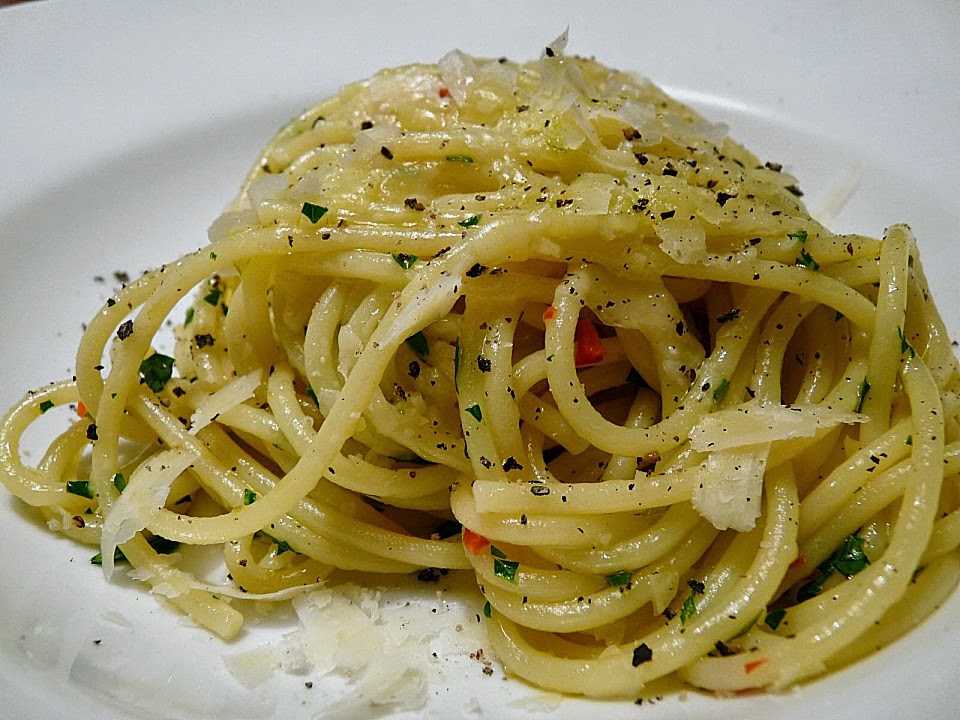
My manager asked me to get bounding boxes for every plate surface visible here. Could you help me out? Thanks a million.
[1,2,958,719]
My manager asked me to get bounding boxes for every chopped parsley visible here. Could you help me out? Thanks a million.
[38,400,55,414]
[465,404,483,422]
[113,473,127,493]
[764,608,787,630]
[454,338,461,393]
[445,154,474,163]
[391,252,418,270]
[680,592,697,624]
[787,229,808,242]
[301,202,328,223]
[406,331,429,357]
[605,571,632,587]
[91,534,179,566]
[203,287,222,306]
[898,326,915,358]
[184,307,195,326]
[796,246,820,271]
[856,377,871,413]
[483,600,492,618]
[712,378,730,404]
[139,353,176,393]
[458,213,481,228]
[66,480,94,499]
[493,557,519,584]
[796,532,871,602]
[306,385,320,407]
[243,488,257,505]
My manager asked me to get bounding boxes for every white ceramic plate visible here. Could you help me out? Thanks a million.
[1,2,958,718]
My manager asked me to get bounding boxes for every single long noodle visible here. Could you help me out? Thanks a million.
[2,35,959,697]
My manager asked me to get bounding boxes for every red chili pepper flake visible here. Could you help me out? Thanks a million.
[438,87,450,99]
[542,306,556,321]
[744,658,767,674]
[789,555,807,570]
[76,401,88,418]
[463,529,490,555]
[574,317,607,367]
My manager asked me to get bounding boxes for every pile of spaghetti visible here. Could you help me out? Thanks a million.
[3,36,959,697]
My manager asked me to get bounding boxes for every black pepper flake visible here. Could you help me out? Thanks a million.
[632,643,653,667]
[172,386,186,398]
[466,263,488,278]
[116,320,134,340]
[380,146,394,160]
[662,163,678,177]
[544,46,555,57]
[675,321,684,336]
[417,567,444,582]
[687,579,705,594]
[715,308,741,324]
[634,153,649,165]
[408,360,421,379]
[86,422,99,441]
[715,641,736,657]
[477,355,492,372]
[530,484,549,496]
[479,456,494,469]
[716,191,736,207]
[622,127,641,141]
[502,456,523,472]
[106,298,116,307]
[786,184,803,197]
[659,210,676,220]
[194,333,215,348]
[360,120,373,130]
[404,197,425,211]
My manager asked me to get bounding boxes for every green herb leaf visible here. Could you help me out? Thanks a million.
[906,435,913,446]
[454,337,461,393]
[446,154,474,163]
[203,287,222,306]
[306,385,320,407]
[392,252,418,270]
[856,377,870,413]
[796,246,820,271]
[797,532,871,601]
[39,399,55,413]
[90,534,179,566]
[301,202,328,223]
[113,473,127,493]
[243,488,257,505]
[490,545,507,559]
[493,557,519,584]
[465,404,483,422]
[764,608,787,630]
[712,378,730,404]
[406,331,429,357]
[680,592,697,624]
[184,307,195,326]
[209,251,218,260]
[67,480,94,499]
[482,600,492,618]
[139,353,175,393]
[898,326,915,358]
[458,213,481,228]
[787,229,808,242]
[605,571,632,587]
[826,533,870,577]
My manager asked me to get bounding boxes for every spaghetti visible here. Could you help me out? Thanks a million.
[2,35,959,697]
